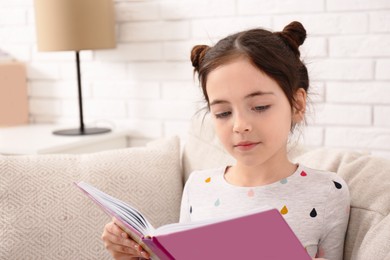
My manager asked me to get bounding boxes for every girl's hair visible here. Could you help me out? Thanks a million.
[190,21,309,111]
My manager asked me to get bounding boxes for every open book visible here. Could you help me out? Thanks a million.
[76,181,311,260]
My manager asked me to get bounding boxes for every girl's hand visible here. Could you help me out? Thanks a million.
[101,218,150,260]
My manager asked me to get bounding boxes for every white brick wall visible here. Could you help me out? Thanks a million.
[0,0,389,158]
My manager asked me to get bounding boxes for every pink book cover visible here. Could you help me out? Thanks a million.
[145,208,311,260]
[75,182,311,260]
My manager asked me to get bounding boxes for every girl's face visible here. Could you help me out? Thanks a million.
[206,58,305,168]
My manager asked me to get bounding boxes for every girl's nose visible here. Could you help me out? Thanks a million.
[233,114,252,133]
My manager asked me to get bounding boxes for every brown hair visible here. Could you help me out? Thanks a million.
[190,21,309,111]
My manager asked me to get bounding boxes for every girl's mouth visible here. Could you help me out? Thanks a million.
[234,141,260,151]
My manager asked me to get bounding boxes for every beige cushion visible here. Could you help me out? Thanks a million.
[0,137,182,260]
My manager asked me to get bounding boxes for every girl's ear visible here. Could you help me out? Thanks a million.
[292,88,307,123]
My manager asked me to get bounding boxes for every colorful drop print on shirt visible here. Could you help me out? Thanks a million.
[214,198,220,207]
[300,171,307,177]
[333,181,342,189]
[310,208,317,218]
[247,189,255,197]
[280,178,288,184]
[280,205,288,215]
[205,177,211,183]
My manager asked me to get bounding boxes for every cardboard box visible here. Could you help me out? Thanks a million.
[0,62,28,126]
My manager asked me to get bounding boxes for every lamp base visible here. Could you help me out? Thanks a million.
[53,127,111,136]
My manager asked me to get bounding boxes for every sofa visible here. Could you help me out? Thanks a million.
[1,113,389,260]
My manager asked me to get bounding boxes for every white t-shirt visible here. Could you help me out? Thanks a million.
[179,164,350,259]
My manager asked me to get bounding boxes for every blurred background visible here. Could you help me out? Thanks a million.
[0,0,389,158]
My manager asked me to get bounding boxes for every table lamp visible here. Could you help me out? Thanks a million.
[34,0,116,135]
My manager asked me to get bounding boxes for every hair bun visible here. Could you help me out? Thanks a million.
[191,45,210,71]
[277,21,306,57]
[283,21,306,46]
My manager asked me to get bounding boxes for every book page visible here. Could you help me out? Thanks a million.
[76,181,155,236]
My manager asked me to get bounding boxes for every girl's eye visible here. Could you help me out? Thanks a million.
[253,105,270,112]
[215,111,231,119]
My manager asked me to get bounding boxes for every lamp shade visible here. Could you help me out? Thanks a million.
[34,0,116,51]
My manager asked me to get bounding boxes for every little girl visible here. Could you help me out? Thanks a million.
[101,21,350,260]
